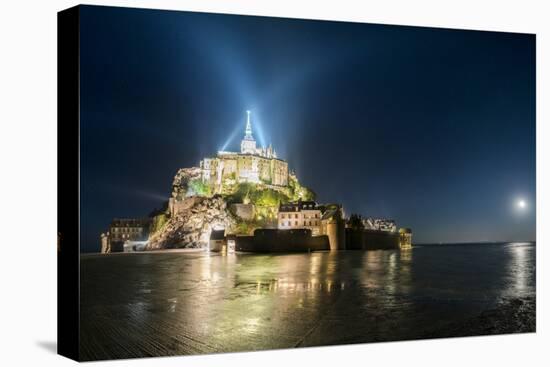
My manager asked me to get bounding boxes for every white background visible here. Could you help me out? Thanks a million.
[0,0,548,366]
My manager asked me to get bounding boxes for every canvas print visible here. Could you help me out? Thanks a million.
[58,5,536,361]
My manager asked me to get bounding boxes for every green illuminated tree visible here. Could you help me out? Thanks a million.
[188,179,212,197]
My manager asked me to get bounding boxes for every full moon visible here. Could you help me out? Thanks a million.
[518,200,526,209]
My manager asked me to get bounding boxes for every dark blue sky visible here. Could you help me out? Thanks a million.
[80,5,535,252]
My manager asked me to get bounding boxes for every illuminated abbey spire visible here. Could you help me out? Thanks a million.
[202,109,288,190]
[244,110,253,140]
[241,110,257,154]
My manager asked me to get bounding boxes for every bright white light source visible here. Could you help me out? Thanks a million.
[518,200,526,209]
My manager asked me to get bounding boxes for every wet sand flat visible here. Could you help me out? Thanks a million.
[80,243,535,361]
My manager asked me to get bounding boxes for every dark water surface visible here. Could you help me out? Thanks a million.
[80,242,535,360]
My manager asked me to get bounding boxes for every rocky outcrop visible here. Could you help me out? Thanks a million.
[171,167,202,199]
[144,165,316,250]
[147,195,236,249]
[230,203,256,220]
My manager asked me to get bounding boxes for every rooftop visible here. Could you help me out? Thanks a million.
[279,201,318,212]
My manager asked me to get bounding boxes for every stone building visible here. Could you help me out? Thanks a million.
[399,228,413,249]
[108,218,151,242]
[209,229,226,252]
[320,205,346,250]
[100,218,151,253]
[278,201,322,235]
[362,217,397,232]
[200,111,289,193]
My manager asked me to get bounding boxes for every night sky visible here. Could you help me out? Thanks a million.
[79,5,536,252]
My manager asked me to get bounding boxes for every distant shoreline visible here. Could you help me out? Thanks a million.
[80,248,206,256]
[80,241,536,256]
[414,241,535,247]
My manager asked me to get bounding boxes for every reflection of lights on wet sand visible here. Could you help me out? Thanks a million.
[359,250,413,297]
[326,252,337,276]
[253,278,344,294]
[211,272,221,282]
[243,317,261,333]
[309,254,321,276]
[201,254,212,281]
[400,249,413,262]
[167,297,178,313]
[361,251,383,288]
[251,254,342,295]
[510,243,528,293]
[183,254,355,342]
[386,252,397,293]
[365,251,383,271]
[197,253,224,285]
[389,252,396,270]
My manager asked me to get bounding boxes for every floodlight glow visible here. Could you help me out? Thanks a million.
[220,121,243,151]
[251,113,267,147]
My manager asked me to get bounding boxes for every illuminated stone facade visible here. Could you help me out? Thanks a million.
[200,111,289,193]
[362,218,397,232]
[109,218,151,242]
[399,228,413,249]
[101,218,152,253]
[278,201,322,236]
